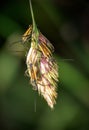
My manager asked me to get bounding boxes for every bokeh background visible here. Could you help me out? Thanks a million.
[0,0,89,130]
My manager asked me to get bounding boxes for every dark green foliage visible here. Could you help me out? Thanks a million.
[0,0,89,130]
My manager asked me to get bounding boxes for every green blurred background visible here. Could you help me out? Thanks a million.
[0,0,89,130]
